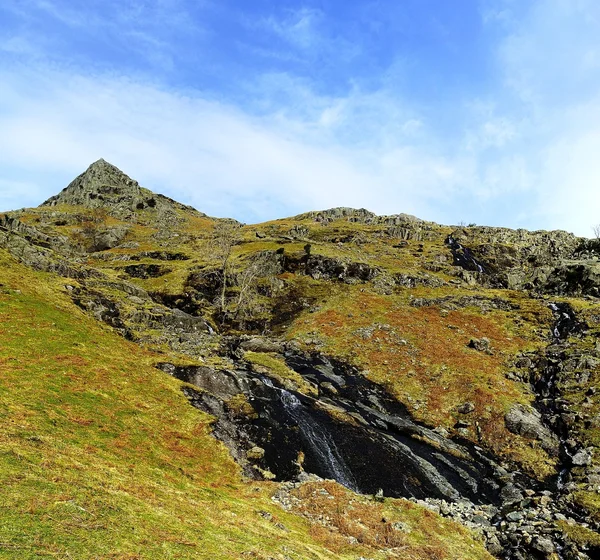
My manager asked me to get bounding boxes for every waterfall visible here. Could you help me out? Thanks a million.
[447,236,485,273]
[264,378,357,491]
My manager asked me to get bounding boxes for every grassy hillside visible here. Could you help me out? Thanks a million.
[8,204,561,477]
[0,249,492,560]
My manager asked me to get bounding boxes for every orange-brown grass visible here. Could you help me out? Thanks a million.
[289,481,493,560]
[289,288,556,477]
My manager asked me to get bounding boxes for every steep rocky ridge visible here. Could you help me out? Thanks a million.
[42,158,204,221]
[1,160,600,559]
[447,226,600,296]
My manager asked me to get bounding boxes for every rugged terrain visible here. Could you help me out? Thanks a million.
[1,159,599,559]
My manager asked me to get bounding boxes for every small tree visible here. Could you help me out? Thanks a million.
[211,220,241,317]
[74,208,109,251]
[592,224,600,240]
[232,252,281,327]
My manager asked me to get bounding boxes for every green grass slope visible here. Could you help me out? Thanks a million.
[0,249,492,560]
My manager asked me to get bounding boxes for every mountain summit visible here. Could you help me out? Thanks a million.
[42,159,144,215]
[41,159,203,220]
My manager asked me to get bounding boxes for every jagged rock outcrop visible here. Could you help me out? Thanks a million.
[42,159,204,222]
[447,226,600,295]
[293,207,440,241]
[0,214,87,277]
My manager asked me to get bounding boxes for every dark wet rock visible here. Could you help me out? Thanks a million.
[164,352,502,504]
[447,234,490,275]
[124,263,172,279]
[548,302,588,340]
[304,255,379,283]
[140,250,190,261]
[71,287,128,332]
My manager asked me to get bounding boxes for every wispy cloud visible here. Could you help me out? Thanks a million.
[0,0,206,71]
[260,7,323,50]
[0,63,466,223]
[1,0,600,235]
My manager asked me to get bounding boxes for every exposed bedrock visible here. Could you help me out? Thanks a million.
[156,303,600,560]
[446,229,600,296]
[158,353,502,503]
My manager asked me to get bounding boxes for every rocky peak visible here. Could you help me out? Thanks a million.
[42,159,143,211]
[41,159,204,221]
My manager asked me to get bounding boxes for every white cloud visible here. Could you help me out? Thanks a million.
[2,0,600,236]
[482,0,600,234]
[1,51,598,235]
[259,8,323,50]
[0,66,444,221]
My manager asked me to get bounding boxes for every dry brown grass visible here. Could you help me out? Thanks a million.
[289,481,493,560]
[289,287,557,477]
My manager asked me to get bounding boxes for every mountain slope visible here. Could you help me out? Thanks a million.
[0,249,494,559]
[1,160,599,559]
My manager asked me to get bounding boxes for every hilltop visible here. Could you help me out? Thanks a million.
[1,160,599,559]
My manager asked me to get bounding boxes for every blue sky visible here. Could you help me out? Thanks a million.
[1,0,599,234]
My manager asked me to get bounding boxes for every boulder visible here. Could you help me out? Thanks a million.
[500,483,524,506]
[458,402,475,414]
[572,448,593,466]
[468,337,493,354]
[532,536,555,555]
[504,404,560,456]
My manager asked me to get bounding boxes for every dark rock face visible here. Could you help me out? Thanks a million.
[281,253,380,283]
[447,234,490,275]
[124,263,172,279]
[161,353,502,504]
[548,302,588,340]
[446,226,600,296]
[304,256,379,283]
[157,304,600,560]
